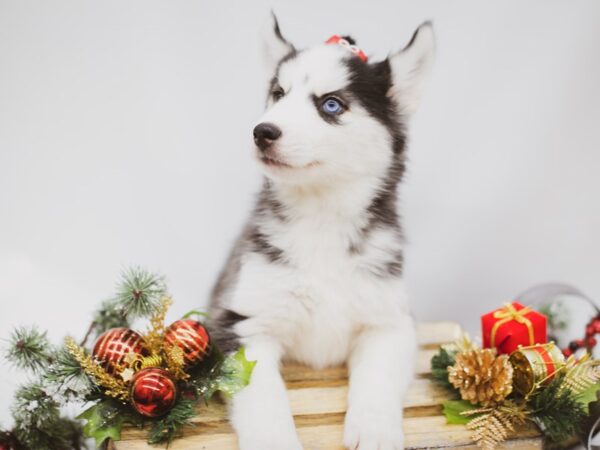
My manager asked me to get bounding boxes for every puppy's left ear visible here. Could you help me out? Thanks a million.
[261,12,295,74]
[388,22,435,115]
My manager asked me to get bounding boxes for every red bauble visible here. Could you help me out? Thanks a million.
[587,336,598,348]
[130,368,177,417]
[92,328,149,375]
[164,319,210,366]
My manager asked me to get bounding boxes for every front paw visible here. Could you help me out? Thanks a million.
[343,406,404,450]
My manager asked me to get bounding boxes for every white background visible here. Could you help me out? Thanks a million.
[1,0,599,426]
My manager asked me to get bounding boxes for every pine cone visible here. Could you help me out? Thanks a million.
[448,348,513,406]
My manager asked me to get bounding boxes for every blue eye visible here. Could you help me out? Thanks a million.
[321,97,343,115]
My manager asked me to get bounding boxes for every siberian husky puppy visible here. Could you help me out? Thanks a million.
[208,14,435,450]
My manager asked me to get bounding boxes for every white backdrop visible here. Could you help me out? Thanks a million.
[1,0,599,426]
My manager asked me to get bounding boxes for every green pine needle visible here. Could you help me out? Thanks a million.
[5,326,53,373]
[113,267,167,319]
[528,376,587,443]
[90,299,130,337]
[431,346,457,390]
[11,383,82,450]
[147,399,196,444]
[45,347,92,399]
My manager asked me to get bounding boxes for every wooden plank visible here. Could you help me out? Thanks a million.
[416,321,462,348]
[117,377,454,441]
[114,417,542,450]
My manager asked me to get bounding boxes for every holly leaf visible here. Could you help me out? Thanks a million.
[77,400,125,446]
[577,382,600,414]
[213,347,256,398]
[442,400,477,424]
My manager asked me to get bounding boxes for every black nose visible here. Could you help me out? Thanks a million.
[253,122,282,151]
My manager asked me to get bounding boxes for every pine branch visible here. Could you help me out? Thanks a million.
[5,326,53,374]
[147,399,196,444]
[528,376,586,443]
[431,345,457,389]
[113,267,167,319]
[44,347,93,401]
[11,383,83,450]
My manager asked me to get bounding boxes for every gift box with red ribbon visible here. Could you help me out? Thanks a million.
[481,302,547,355]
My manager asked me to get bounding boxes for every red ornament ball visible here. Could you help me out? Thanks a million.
[587,336,598,348]
[130,368,177,418]
[92,328,148,375]
[164,319,210,366]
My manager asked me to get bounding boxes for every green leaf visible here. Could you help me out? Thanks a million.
[577,382,600,414]
[77,400,125,446]
[213,347,256,398]
[443,400,477,424]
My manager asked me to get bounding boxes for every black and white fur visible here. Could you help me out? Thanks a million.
[208,14,435,450]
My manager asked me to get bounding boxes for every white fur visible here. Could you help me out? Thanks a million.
[225,16,434,450]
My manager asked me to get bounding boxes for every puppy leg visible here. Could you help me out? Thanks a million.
[343,315,416,450]
[230,337,302,450]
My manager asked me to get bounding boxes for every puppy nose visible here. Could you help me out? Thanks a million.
[253,122,282,151]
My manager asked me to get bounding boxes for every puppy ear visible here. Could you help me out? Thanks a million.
[388,22,435,115]
[261,12,295,74]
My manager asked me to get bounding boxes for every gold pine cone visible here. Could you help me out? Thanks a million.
[448,348,514,406]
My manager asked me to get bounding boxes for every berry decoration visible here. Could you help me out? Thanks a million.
[130,368,177,418]
[92,328,149,376]
[164,319,210,366]
[563,313,600,357]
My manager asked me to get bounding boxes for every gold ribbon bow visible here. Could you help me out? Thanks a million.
[491,303,535,348]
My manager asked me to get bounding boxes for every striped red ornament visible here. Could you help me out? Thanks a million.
[164,319,210,366]
[92,328,149,376]
[130,367,177,417]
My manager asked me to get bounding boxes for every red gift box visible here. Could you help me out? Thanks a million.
[481,302,547,355]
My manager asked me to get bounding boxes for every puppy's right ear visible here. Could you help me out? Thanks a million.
[261,12,295,74]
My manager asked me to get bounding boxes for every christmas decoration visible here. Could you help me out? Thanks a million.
[448,348,513,406]
[509,343,565,396]
[461,401,528,450]
[92,327,149,376]
[432,295,600,450]
[0,267,255,449]
[164,319,211,366]
[481,302,547,355]
[563,312,600,357]
[130,368,178,418]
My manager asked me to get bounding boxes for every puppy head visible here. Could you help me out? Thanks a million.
[253,13,435,186]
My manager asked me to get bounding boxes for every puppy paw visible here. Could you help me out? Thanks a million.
[343,406,404,450]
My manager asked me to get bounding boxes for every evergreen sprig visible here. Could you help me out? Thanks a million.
[431,345,457,389]
[5,326,53,373]
[147,399,196,444]
[114,267,167,318]
[11,383,84,450]
[528,376,587,444]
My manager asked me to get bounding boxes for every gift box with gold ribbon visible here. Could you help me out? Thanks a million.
[481,301,547,355]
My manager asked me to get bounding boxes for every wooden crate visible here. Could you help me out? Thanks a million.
[109,322,542,449]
